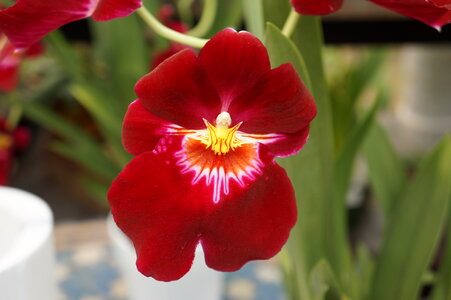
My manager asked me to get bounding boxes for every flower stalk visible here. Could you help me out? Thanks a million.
[137,6,208,48]
[188,0,218,37]
[282,10,301,38]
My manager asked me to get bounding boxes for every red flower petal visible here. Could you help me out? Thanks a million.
[135,49,222,129]
[92,0,142,21]
[122,100,172,156]
[0,149,12,185]
[24,41,44,58]
[12,127,30,150]
[198,28,271,108]
[0,55,20,92]
[229,63,316,135]
[150,43,187,70]
[291,0,344,15]
[108,141,202,281]
[108,135,296,280]
[0,0,141,49]
[201,158,297,272]
[0,0,94,49]
[368,0,451,29]
[255,125,310,157]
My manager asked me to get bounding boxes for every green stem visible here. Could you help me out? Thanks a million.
[188,0,218,37]
[282,10,300,38]
[136,6,208,48]
[242,0,265,40]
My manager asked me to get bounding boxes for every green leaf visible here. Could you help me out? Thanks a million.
[291,15,351,285]
[363,123,407,219]
[309,260,344,300]
[51,141,118,180]
[204,0,242,36]
[45,31,86,82]
[79,176,110,204]
[262,0,290,28]
[309,261,332,300]
[345,49,387,110]
[333,91,384,213]
[264,16,340,299]
[242,0,264,40]
[14,97,120,179]
[10,79,92,146]
[264,23,311,89]
[431,207,451,300]
[91,14,148,111]
[354,245,375,300]
[70,84,122,134]
[329,49,387,153]
[368,136,451,300]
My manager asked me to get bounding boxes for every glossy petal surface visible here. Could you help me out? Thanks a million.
[136,49,221,129]
[109,136,296,281]
[0,0,94,49]
[368,0,451,29]
[229,63,316,135]
[291,0,344,15]
[0,0,141,49]
[122,100,172,156]
[261,125,310,157]
[198,29,271,108]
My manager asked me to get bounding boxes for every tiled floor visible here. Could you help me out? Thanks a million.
[54,219,286,300]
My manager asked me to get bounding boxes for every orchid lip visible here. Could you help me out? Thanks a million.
[171,112,265,204]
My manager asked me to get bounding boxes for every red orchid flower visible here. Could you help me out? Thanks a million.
[0,119,30,185]
[108,28,317,281]
[0,39,43,92]
[0,0,143,49]
[291,0,451,29]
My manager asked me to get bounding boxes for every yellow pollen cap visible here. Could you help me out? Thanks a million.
[202,112,242,155]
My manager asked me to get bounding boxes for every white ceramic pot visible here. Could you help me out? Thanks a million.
[0,186,56,300]
[107,214,224,300]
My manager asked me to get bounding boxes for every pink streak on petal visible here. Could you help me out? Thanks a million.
[229,63,316,135]
[241,125,310,158]
[136,49,222,130]
[122,100,173,156]
[175,136,265,204]
[198,28,271,109]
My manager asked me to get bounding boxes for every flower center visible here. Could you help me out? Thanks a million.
[202,112,243,155]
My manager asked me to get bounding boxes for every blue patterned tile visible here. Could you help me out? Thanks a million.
[57,245,286,300]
